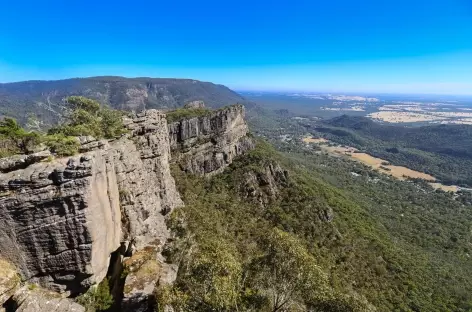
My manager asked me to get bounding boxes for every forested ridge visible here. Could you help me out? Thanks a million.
[0,76,248,125]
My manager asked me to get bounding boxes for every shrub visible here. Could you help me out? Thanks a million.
[0,118,41,155]
[49,96,125,139]
[155,285,189,312]
[43,134,80,156]
[166,108,212,123]
[76,279,114,312]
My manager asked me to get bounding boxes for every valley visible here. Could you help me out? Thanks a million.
[0,81,472,312]
[3,1,472,311]
[302,135,459,192]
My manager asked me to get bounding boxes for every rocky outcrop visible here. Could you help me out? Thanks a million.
[184,100,205,109]
[0,151,121,294]
[117,110,183,250]
[168,104,254,175]
[0,151,51,173]
[0,105,253,311]
[8,286,85,312]
[0,258,20,305]
[239,162,289,206]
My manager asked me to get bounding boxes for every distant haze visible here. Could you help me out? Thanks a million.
[1,1,472,95]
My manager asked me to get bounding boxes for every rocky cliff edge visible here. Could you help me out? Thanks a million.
[0,105,253,311]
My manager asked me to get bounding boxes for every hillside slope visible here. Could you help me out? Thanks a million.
[0,76,247,124]
[166,140,472,311]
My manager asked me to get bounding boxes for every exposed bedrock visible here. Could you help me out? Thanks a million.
[0,105,253,311]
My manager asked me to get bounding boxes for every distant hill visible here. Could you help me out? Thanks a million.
[0,76,247,124]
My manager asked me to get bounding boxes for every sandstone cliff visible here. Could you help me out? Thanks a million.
[168,104,254,175]
[0,105,253,311]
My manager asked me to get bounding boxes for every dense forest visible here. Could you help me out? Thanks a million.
[308,115,472,186]
[162,139,472,311]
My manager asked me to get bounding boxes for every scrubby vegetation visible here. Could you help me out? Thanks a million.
[0,96,125,158]
[165,107,212,123]
[76,279,114,312]
[48,96,126,139]
[0,117,41,157]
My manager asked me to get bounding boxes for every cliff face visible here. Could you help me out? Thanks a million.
[168,105,254,175]
[0,105,253,311]
[0,151,121,294]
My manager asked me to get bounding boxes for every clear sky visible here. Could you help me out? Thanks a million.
[1,0,472,95]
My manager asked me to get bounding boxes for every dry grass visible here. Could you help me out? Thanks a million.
[368,111,447,123]
[429,183,459,192]
[302,137,328,144]
[349,153,436,181]
[304,137,460,191]
[308,139,460,191]
[386,165,435,181]
[369,110,472,124]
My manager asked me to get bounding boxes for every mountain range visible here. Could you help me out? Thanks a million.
[0,76,247,124]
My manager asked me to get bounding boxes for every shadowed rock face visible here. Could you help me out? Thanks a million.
[0,105,253,311]
[0,150,122,294]
[168,104,255,175]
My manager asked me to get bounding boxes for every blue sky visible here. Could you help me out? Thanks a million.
[1,0,472,94]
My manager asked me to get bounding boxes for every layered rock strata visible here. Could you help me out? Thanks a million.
[168,104,254,175]
[0,105,253,311]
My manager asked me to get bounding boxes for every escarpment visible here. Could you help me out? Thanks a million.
[0,105,253,311]
[168,104,254,175]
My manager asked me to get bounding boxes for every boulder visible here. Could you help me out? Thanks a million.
[184,100,205,109]
[0,150,51,173]
[9,286,85,312]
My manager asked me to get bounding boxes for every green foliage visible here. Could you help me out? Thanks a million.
[178,238,242,310]
[67,96,100,114]
[99,107,127,138]
[76,279,114,312]
[163,143,374,312]
[155,285,189,312]
[164,136,472,312]
[316,115,472,186]
[43,134,80,156]
[49,96,125,139]
[249,228,330,311]
[0,96,125,159]
[0,117,41,156]
[0,117,21,133]
[166,108,212,123]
